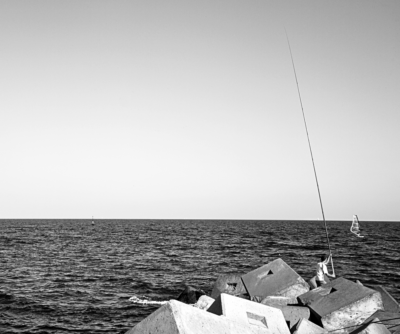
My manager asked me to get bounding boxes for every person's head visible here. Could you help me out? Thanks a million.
[320,254,327,262]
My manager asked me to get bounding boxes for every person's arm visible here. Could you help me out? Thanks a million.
[322,254,330,265]
[326,271,335,278]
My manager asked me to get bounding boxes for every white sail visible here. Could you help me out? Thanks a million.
[350,215,364,237]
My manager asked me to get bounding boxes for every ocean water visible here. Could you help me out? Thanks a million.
[1,219,399,333]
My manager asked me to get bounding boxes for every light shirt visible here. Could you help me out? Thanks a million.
[316,261,328,282]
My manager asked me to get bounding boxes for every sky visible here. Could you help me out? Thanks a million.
[1,1,399,221]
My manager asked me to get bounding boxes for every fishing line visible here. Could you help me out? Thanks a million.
[284,29,333,270]
[327,316,400,332]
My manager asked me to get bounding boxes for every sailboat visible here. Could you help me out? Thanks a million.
[91,216,95,226]
[350,215,364,238]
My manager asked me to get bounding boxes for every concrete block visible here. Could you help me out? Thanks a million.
[266,305,310,331]
[260,296,299,307]
[211,274,248,299]
[194,295,215,311]
[260,297,308,330]
[293,318,328,334]
[126,299,262,334]
[298,285,334,306]
[298,277,384,332]
[208,293,291,334]
[366,285,400,313]
[363,311,400,333]
[241,258,309,299]
[353,317,391,334]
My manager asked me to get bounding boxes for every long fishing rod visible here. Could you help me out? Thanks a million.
[285,30,334,273]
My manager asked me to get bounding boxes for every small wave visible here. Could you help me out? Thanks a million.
[129,295,168,306]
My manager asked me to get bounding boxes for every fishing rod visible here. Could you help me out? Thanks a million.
[285,30,334,274]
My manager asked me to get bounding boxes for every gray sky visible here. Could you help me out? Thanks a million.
[1,1,399,221]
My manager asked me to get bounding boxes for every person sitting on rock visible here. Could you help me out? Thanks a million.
[316,253,335,286]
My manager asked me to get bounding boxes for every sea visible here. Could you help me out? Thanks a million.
[1,219,399,333]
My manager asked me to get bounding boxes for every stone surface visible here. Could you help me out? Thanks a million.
[125,299,262,334]
[269,305,311,331]
[293,318,328,334]
[298,284,335,306]
[194,295,215,311]
[363,311,400,333]
[211,274,248,299]
[260,296,298,307]
[208,293,291,334]
[353,317,391,334]
[366,286,400,313]
[298,277,384,332]
[176,286,205,304]
[241,258,309,300]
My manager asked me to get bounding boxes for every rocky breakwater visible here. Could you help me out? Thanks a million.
[125,258,400,334]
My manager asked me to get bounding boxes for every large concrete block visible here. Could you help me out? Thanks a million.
[126,299,261,334]
[260,296,299,307]
[207,293,291,334]
[297,284,335,306]
[293,318,328,334]
[366,285,400,313]
[297,277,384,332]
[211,274,248,299]
[267,305,310,331]
[363,311,400,333]
[194,295,215,311]
[354,317,391,334]
[241,258,309,299]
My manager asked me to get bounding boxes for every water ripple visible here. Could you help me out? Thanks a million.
[0,219,399,333]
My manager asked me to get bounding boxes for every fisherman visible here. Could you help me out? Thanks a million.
[316,253,335,286]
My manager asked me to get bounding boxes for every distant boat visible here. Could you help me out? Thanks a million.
[91,216,95,225]
[350,215,364,238]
